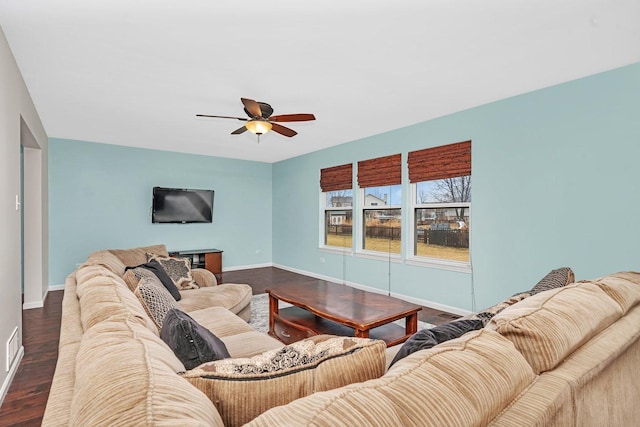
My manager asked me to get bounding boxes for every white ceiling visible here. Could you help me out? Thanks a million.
[1,1,639,163]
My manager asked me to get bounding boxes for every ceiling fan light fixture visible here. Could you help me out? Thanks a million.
[245,120,272,135]
[197,97,314,138]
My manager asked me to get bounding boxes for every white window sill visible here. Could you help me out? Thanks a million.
[319,246,353,256]
[405,256,472,273]
[355,250,403,264]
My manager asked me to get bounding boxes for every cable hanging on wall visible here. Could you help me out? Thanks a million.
[343,233,347,286]
[387,234,392,296]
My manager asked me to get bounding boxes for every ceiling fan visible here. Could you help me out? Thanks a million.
[197,97,316,138]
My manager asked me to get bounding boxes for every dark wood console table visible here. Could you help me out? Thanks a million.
[169,248,223,279]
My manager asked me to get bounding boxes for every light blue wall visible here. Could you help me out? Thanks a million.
[272,62,640,311]
[49,139,272,285]
[49,63,640,311]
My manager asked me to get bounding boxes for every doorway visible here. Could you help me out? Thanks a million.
[20,117,46,309]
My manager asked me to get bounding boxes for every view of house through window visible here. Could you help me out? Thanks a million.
[363,184,402,254]
[414,176,470,261]
[324,190,352,248]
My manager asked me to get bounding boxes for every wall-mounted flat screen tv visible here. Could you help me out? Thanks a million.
[152,187,214,224]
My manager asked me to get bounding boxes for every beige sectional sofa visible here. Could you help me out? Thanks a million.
[43,244,640,426]
[42,245,386,426]
[249,273,640,426]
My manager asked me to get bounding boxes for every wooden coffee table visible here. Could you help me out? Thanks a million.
[266,282,422,347]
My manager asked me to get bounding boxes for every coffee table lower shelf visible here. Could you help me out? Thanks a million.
[270,306,411,347]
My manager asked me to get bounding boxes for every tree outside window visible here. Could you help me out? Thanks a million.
[415,176,470,262]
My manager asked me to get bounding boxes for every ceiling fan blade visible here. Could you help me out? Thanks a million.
[197,114,247,121]
[269,113,316,123]
[231,126,247,135]
[241,98,263,118]
[271,122,297,137]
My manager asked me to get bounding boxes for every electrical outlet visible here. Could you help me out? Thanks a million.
[320,257,325,263]
[255,249,262,255]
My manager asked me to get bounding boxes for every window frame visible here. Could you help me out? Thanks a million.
[319,163,355,253]
[319,189,354,253]
[406,182,471,272]
[357,184,403,260]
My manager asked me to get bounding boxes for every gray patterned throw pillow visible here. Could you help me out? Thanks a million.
[530,267,575,295]
[147,253,198,290]
[134,276,179,329]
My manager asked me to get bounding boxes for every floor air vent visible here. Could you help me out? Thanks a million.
[6,327,19,372]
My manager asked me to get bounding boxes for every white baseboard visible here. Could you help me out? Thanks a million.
[0,345,24,408]
[23,299,44,310]
[23,287,50,310]
[272,263,471,317]
[223,263,273,272]
[49,284,65,291]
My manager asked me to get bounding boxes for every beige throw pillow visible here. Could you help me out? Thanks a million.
[182,335,386,426]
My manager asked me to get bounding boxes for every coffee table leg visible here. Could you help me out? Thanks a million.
[406,312,418,335]
[268,294,279,336]
[354,329,370,338]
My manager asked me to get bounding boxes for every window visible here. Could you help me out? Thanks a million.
[320,163,353,249]
[362,184,402,254]
[408,141,471,264]
[324,190,353,248]
[358,154,402,255]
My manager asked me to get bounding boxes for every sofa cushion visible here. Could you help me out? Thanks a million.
[389,319,484,367]
[188,306,256,337]
[466,291,531,325]
[82,250,127,277]
[70,319,224,426]
[530,266,574,295]
[487,283,623,374]
[245,329,535,427]
[590,271,640,314]
[75,270,157,333]
[161,308,230,370]
[178,283,252,316]
[148,253,199,290]
[220,330,287,358]
[75,262,122,286]
[186,306,283,357]
[109,243,169,267]
[182,335,386,427]
[192,267,218,287]
[134,276,180,330]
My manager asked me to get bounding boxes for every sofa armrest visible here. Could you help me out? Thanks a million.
[192,268,217,287]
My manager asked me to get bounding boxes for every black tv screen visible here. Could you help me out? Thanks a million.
[152,187,214,224]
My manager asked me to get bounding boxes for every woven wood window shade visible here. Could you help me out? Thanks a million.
[408,140,471,183]
[320,163,353,192]
[357,153,401,188]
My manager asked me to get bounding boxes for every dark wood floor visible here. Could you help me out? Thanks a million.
[0,290,63,427]
[0,266,459,426]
